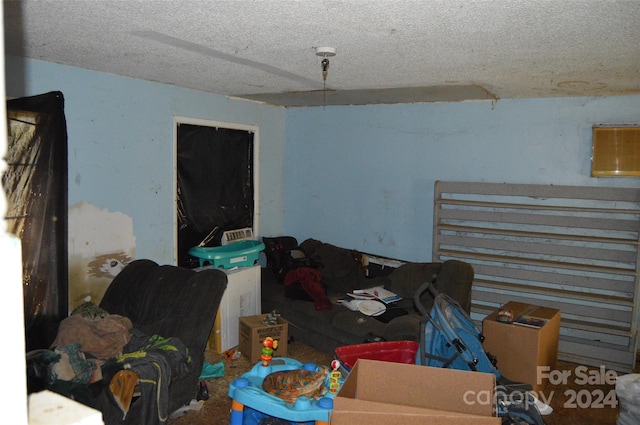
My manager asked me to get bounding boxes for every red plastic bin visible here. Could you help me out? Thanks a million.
[334,340,419,375]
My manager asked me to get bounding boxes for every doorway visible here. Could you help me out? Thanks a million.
[174,118,259,267]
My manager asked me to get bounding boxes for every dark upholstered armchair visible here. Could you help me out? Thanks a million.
[97,259,227,425]
[27,259,227,425]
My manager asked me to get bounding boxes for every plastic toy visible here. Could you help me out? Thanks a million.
[261,336,278,366]
[228,357,341,425]
[328,360,341,394]
[496,308,515,323]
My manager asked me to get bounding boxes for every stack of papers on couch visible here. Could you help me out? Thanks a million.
[350,286,402,304]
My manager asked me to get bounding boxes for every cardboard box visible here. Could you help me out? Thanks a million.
[482,301,561,392]
[332,359,499,424]
[238,314,288,363]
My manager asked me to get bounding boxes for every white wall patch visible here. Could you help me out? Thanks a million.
[68,202,136,311]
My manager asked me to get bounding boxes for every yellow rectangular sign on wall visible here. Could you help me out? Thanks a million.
[592,126,640,177]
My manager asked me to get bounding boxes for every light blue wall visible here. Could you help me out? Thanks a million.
[285,97,640,261]
[6,55,640,360]
[5,56,287,264]
[6,56,640,265]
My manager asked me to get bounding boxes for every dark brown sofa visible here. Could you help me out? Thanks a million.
[261,238,475,355]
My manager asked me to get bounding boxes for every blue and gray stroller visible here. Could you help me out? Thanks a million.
[414,281,546,425]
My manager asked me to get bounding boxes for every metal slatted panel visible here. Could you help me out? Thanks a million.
[433,181,640,372]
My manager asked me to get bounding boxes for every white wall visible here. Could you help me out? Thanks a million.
[1,4,28,422]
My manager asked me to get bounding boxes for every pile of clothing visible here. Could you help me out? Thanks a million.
[28,302,193,425]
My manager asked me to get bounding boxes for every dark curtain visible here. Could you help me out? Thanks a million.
[176,124,253,267]
[4,91,68,351]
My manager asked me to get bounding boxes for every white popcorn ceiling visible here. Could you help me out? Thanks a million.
[4,0,640,107]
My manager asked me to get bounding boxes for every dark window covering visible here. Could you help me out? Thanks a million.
[4,91,68,351]
[176,124,254,267]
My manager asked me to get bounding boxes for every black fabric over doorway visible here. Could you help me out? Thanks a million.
[4,91,68,351]
[176,124,254,267]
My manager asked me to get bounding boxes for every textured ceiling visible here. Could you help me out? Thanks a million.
[4,0,640,107]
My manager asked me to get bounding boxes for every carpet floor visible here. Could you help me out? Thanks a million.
[167,341,625,425]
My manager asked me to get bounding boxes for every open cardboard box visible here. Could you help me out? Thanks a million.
[331,359,500,424]
[483,301,560,392]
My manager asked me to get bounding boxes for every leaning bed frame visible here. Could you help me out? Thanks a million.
[432,181,640,372]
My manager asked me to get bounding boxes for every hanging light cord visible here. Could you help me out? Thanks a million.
[321,57,330,81]
[315,47,335,107]
[321,57,329,106]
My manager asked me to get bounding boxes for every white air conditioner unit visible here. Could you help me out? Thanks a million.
[221,227,254,245]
